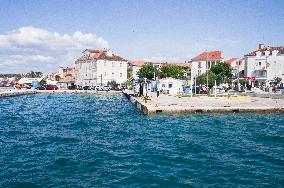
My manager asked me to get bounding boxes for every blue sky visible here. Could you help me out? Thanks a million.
[0,0,283,73]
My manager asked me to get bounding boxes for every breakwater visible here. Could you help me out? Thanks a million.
[0,90,37,98]
[0,89,122,98]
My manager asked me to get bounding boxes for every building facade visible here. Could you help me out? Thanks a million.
[191,51,223,79]
[244,44,284,87]
[225,57,245,79]
[75,49,128,86]
[57,66,77,89]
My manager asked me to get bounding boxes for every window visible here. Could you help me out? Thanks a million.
[259,62,261,66]
[162,84,166,88]
[120,73,122,77]
[112,62,114,67]
[169,83,173,88]
[120,63,122,67]
[198,62,202,68]
[198,70,201,75]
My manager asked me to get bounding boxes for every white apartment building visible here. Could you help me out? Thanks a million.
[75,49,128,86]
[244,44,284,87]
[191,51,223,79]
[225,57,245,78]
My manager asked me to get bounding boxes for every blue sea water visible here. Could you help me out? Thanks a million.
[0,93,283,187]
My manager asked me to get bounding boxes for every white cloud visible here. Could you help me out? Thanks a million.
[0,26,109,73]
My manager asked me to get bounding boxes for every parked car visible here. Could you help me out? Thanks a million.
[276,86,284,93]
[77,86,83,90]
[111,86,123,91]
[45,85,58,90]
[192,85,207,94]
[102,86,111,91]
[83,86,91,90]
[15,83,31,89]
[68,85,76,90]
[95,86,103,91]
[37,86,46,90]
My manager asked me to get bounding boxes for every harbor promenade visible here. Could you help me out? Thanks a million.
[124,92,284,115]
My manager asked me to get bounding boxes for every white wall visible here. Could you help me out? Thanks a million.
[75,60,97,86]
[96,60,128,85]
[245,50,284,82]
[160,78,183,95]
[191,60,220,78]
[132,66,141,79]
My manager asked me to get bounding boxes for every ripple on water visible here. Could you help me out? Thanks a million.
[0,94,283,187]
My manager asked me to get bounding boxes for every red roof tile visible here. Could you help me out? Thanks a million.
[129,60,146,67]
[225,58,239,64]
[191,51,223,61]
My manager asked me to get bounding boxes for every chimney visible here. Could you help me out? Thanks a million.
[259,44,265,50]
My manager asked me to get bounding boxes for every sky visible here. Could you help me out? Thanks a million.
[0,0,283,73]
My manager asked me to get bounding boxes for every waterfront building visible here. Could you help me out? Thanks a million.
[225,57,245,78]
[57,66,77,89]
[159,78,183,95]
[75,49,128,86]
[244,44,284,87]
[191,51,223,79]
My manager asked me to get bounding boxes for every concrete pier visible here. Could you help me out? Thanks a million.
[0,89,122,98]
[0,90,37,98]
[123,92,284,115]
[37,90,122,94]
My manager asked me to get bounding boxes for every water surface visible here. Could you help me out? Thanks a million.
[0,93,283,187]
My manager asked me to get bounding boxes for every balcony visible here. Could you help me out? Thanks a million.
[251,70,267,79]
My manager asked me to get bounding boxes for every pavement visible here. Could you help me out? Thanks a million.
[131,93,284,115]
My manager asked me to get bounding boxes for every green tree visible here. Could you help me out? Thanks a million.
[196,71,218,87]
[239,79,249,86]
[137,64,159,79]
[196,62,233,88]
[26,71,43,78]
[107,80,118,87]
[121,80,132,87]
[160,65,185,79]
[270,77,282,86]
[210,62,232,82]
[39,79,47,86]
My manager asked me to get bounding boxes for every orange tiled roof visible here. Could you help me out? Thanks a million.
[192,51,223,61]
[225,58,239,64]
[129,60,163,67]
[129,60,146,67]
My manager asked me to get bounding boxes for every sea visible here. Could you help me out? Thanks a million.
[0,93,283,187]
